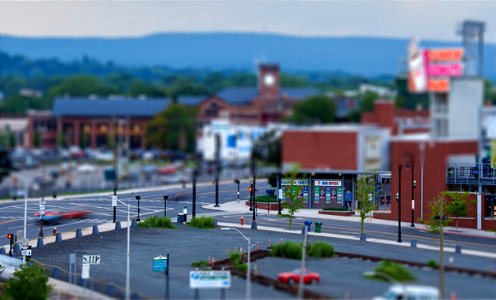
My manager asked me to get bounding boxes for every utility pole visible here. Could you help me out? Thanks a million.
[214,134,220,207]
[397,164,402,243]
[297,225,308,300]
[437,202,446,300]
[192,169,197,218]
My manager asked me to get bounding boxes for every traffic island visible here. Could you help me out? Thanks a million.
[318,210,354,216]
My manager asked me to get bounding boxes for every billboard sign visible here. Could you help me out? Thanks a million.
[408,36,464,93]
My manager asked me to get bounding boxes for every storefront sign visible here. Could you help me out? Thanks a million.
[314,180,341,187]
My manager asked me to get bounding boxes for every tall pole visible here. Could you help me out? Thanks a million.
[163,195,168,217]
[439,204,445,300]
[136,195,141,222]
[397,165,402,243]
[277,173,282,215]
[192,170,197,218]
[410,157,415,228]
[125,203,131,300]
[214,134,220,207]
[23,184,27,264]
[113,188,117,223]
[297,226,308,300]
[419,143,425,220]
[246,237,251,300]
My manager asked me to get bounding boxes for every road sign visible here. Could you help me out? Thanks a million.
[20,239,29,250]
[153,255,168,272]
[83,255,101,265]
[21,249,31,256]
[112,195,117,207]
[82,263,90,279]
[190,271,231,289]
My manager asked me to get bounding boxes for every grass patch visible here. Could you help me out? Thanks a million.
[191,260,210,268]
[188,216,216,229]
[255,195,278,203]
[270,240,335,259]
[138,216,176,229]
[365,260,416,282]
[229,250,247,272]
[322,206,349,211]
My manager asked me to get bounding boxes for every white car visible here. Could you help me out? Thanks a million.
[77,164,97,173]
[374,284,439,300]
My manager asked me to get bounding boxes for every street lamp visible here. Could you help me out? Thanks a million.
[411,179,416,227]
[112,196,132,300]
[136,195,141,222]
[397,163,402,243]
[220,228,251,300]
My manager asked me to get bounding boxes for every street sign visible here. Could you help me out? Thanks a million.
[111,195,117,207]
[82,263,90,279]
[83,255,101,265]
[190,271,231,289]
[153,255,168,272]
[20,238,29,250]
[21,249,31,256]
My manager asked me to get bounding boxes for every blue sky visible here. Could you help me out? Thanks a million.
[0,1,493,41]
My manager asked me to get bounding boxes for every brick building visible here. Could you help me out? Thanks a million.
[178,64,320,125]
[27,97,168,149]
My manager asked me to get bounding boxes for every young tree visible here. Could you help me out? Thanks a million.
[356,173,377,234]
[427,194,452,232]
[3,263,52,300]
[280,166,305,229]
[442,191,470,232]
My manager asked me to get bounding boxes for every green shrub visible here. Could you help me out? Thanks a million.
[228,250,247,272]
[270,240,335,259]
[307,241,335,258]
[188,216,216,229]
[191,260,210,268]
[427,259,438,268]
[371,260,416,282]
[322,206,349,211]
[138,216,176,229]
[255,195,278,203]
[3,263,52,300]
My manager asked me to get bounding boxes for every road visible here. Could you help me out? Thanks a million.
[1,179,494,256]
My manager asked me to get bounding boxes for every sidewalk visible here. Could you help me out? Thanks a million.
[203,200,496,240]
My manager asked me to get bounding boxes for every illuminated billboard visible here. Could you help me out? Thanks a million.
[408,37,464,93]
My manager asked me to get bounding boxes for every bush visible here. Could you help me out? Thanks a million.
[322,206,348,211]
[371,260,416,282]
[188,216,216,229]
[228,250,247,272]
[427,259,438,268]
[3,263,52,300]
[138,216,176,229]
[255,195,278,203]
[270,240,335,259]
[307,241,335,258]
[191,260,210,268]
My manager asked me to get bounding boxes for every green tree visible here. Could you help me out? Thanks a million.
[356,173,377,234]
[145,104,197,152]
[427,194,452,233]
[48,75,117,97]
[360,91,379,113]
[442,191,470,231]
[290,95,336,124]
[0,148,13,183]
[2,263,52,300]
[252,130,281,167]
[280,166,305,229]
[33,130,41,148]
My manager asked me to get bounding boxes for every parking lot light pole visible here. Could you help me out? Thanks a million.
[163,195,168,217]
[136,195,141,222]
[221,228,251,300]
[115,197,131,300]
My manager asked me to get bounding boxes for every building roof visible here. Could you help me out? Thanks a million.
[53,97,169,117]
[217,88,258,105]
[177,95,208,106]
[280,87,320,100]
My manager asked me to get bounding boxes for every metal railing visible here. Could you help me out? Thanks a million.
[446,163,496,186]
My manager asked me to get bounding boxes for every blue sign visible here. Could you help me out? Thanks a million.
[227,135,237,148]
[345,190,352,202]
[153,256,168,273]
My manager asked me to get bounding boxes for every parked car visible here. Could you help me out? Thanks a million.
[373,284,439,300]
[277,269,320,285]
[77,163,97,173]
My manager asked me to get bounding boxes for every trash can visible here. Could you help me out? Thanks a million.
[177,213,184,224]
[315,222,322,233]
[304,220,312,232]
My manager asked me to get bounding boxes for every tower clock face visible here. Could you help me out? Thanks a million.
[264,73,275,86]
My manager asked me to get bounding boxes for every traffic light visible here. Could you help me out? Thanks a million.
[7,233,14,256]
[248,186,253,193]
[234,179,240,185]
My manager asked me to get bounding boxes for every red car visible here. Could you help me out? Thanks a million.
[278,269,320,285]
[61,210,91,219]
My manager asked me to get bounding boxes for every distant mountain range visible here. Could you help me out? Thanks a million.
[0,32,495,80]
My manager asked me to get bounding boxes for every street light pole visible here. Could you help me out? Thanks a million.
[410,156,415,228]
[23,183,27,264]
[114,197,131,300]
[136,195,141,222]
[163,195,168,217]
[220,228,251,300]
[192,170,197,218]
[397,164,402,243]
[419,143,426,220]
[277,173,282,215]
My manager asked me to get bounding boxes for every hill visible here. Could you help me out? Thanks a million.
[1,32,494,80]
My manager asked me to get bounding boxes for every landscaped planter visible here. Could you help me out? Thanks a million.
[318,210,354,216]
[245,201,280,211]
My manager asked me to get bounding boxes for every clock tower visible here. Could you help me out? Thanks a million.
[258,64,280,97]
